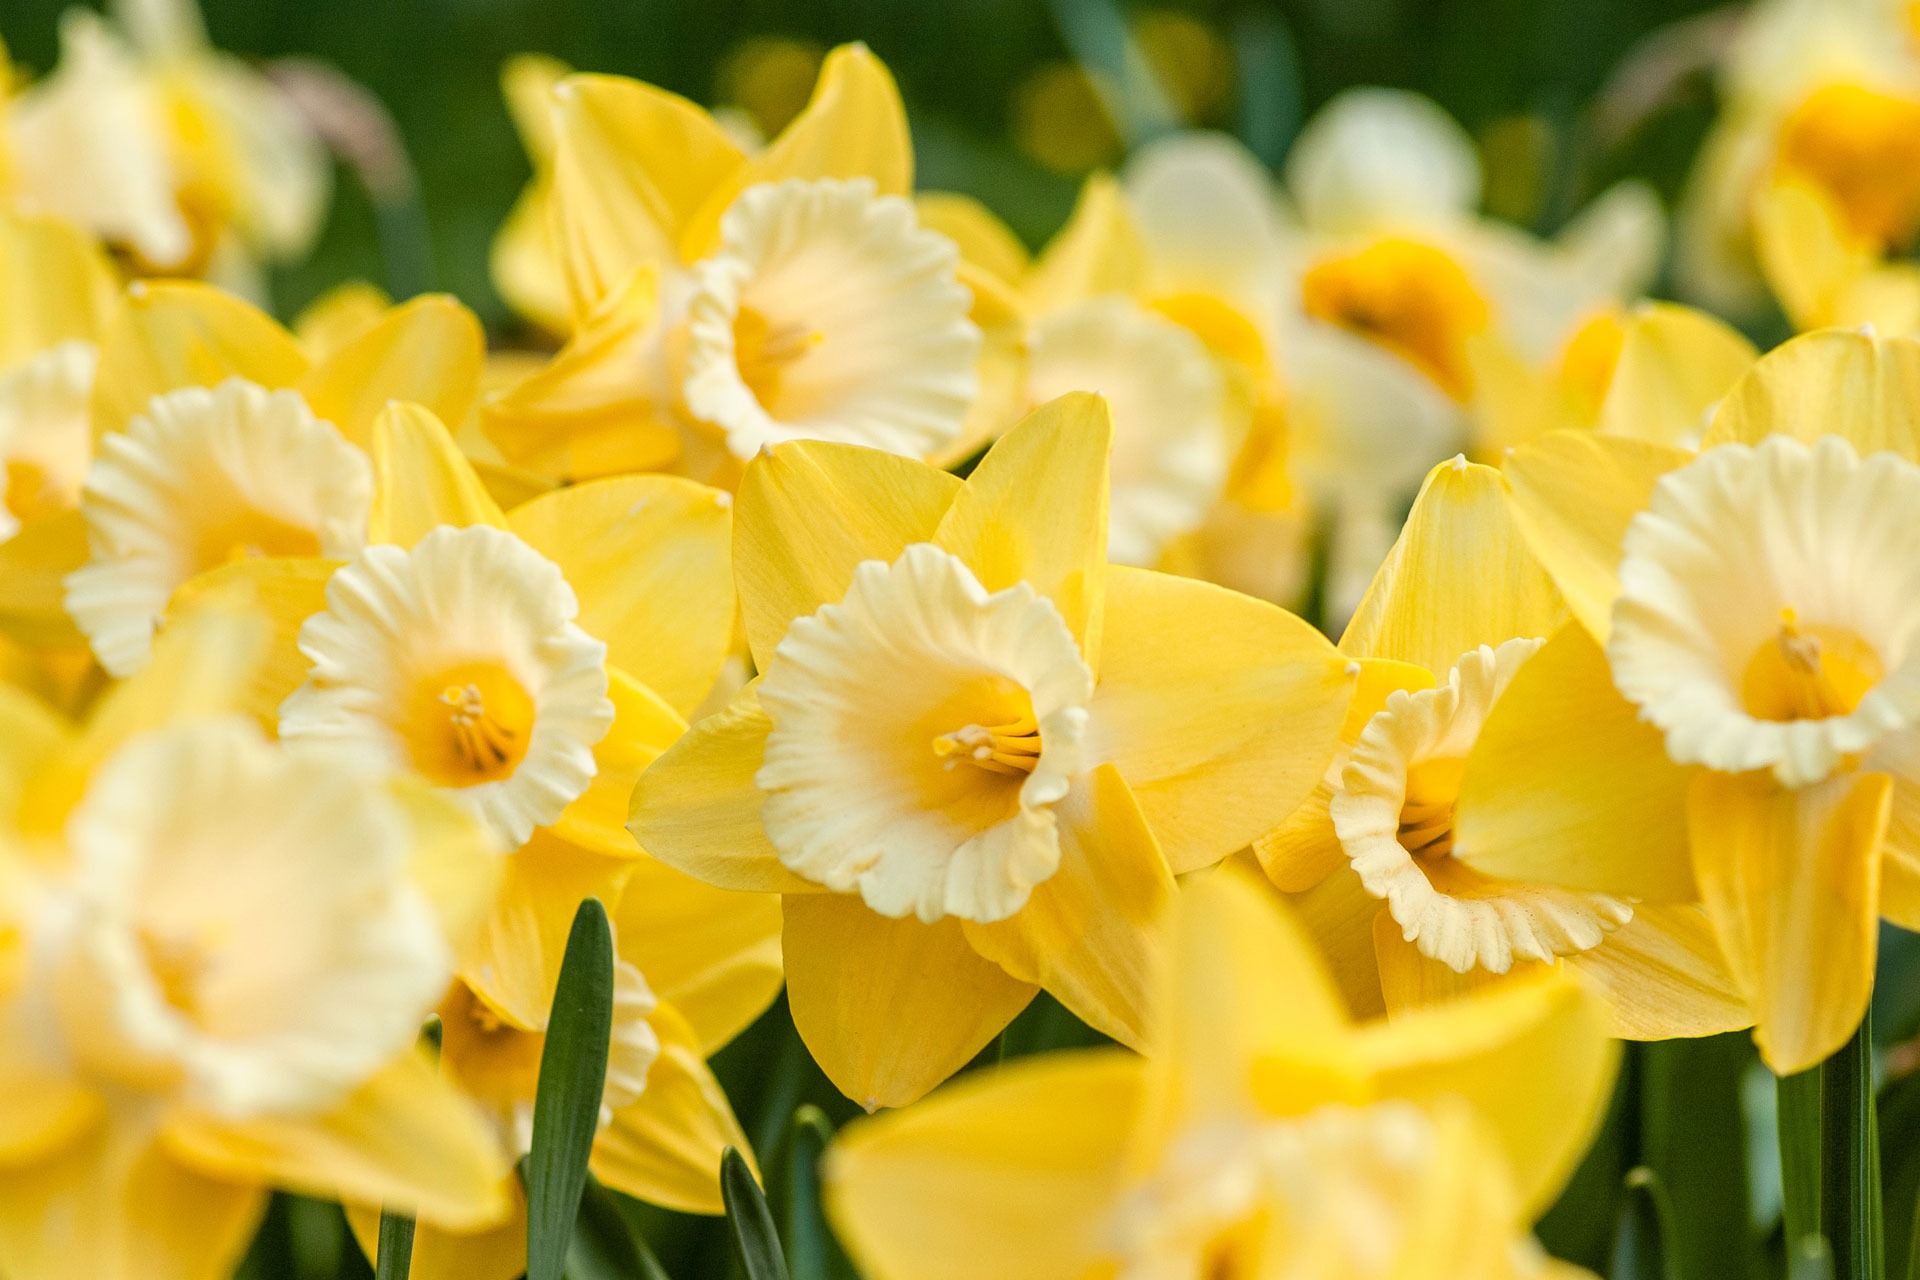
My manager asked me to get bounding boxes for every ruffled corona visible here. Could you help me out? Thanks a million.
[279,524,615,847]
[65,377,373,677]
[0,340,97,541]
[1025,297,1233,568]
[35,718,449,1120]
[1610,434,1920,786]
[755,543,1094,924]
[682,177,981,459]
[1332,640,1632,973]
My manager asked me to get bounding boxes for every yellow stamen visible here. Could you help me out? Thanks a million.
[1741,607,1885,722]
[406,663,536,786]
[932,713,1042,776]
[1398,756,1466,861]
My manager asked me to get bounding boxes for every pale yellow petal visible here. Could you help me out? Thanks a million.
[164,1049,510,1232]
[501,53,570,167]
[734,440,960,669]
[550,666,686,859]
[933,391,1110,657]
[368,401,508,547]
[914,192,1029,283]
[1085,566,1354,874]
[0,1068,98,1169]
[1702,326,1920,464]
[1353,967,1619,1217]
[492,176,573,338]
[591,1002,751,1214]
[394,778,504,954]
[1022,173,1145,313]
[292,281,392,364]
[0,683,71,836]
[1281,862,1387,1022]
[298,295,486,450]
[824,1049,1143,1280]
[1595,302,1758,446]
[783,893,1039,1110]
[91,281,308,438]
[1689,768,1889,1076]
[165,556,337,729]
[1340,456,1566,674]
[962,765,1173,1051]
[1567,903,1752,1040]
[1500,430,1689,643]
[1370,911,1535,1015]
[613,854,783,1054]
[1752,179,1871,332]
[627,683,821,894]
[507,474,734,716]
[1454,621,1696,900]
[0,210,118,367]
[0,508,88,648]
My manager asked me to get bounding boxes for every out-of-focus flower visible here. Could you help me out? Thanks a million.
[1010,62,1124,174]
[1255,453,1749,1038]
[1457,328,1920,1073]
[1,0,330,291]
[825,867,1613,1280]
[491,55,573,339]
[0,602,508,1280]
[631,395,1357,1108]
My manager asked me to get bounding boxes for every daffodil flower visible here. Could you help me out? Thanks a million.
[0,602,509,1280]
[483,44,995,484]
[631,393,1356,1108]
[824,867,1615,1279]
[1254,452,1750,1038]
[490,53,574,338]
[1455,327,1920,1072]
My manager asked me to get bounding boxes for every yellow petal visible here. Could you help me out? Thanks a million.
[550,666,686,859]
[1500,429,1689,642]
[165,1048,509,1232]
[548,72,744,312]
[591,1002,752,1214]
[501,53,570,168]
[933,391,1110,658]
[1752,179,1872,332]
[913,192,1029,283]
[298,295,486,450]
[293,281,392,364]
[368,401,508,547]
[681,43,912,260]
[91,280,308,439]
[1022,173,1146,313]
[734,440,959,669]
[0,682,71,836]
[1085,566,1355,874]
[782,893,1039,1110]
[507,474,734,717]
[1281,862,1387,1022]
[0,508,88,647]
[824,1049,1143,1280]
[961,765,1173,1051]
[0,1066,98,1169]
[1340,456,1566,674]
[1567,903,1752,1040]
[479,265,682,481]
[0,210,118,367]
[627,682,821,894]
[461,831,635,1030]
[492,176,574,339]
[1371,911,1536,1015]
[165,556,338,729]
[1702,326,1920,463]
[1353,967,1620,1217]
[1595,302,1757,446]
[348,1185,526,1280]
[0,1121,265,1280]
[1689,768,1890,1075]
[613,854,783,1054]
[1454,620,1696,900]
[394,777,505,954]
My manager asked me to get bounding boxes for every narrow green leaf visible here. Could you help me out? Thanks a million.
[374,1211,414,1280]
[1820,1006,1883,1280]
[569,1176,672,1280]
[1778,1065,1823,1254]
[1878,1067,1920,1278]
[722,1145,791,1280]
[1792,1236,1836,1280]
[525,897,616,1280]
[1610,1167,1683,1280]
[785,1107,838,1280]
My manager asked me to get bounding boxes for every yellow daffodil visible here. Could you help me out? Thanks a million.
[0,601,509,1280]
[1254,453,1750,1038]
[345,854,782,1280]
[491,53,575,339]
[825,867,1614,1279]
[631,393,1356,1108]
[483,44,999,486]
[1455,327,1920,1072]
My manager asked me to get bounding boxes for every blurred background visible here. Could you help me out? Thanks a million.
[1,0,1731,338]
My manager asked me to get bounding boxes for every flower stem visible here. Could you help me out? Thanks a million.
[1821,1004,1884,1280]
[1779,1065,1823,1253]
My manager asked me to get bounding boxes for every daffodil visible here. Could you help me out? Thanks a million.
[1454,327,1920,1072]
[1253,453,1750,1038]
[0,601,509,1280]
[825,866,1614,1280]
[631,393,1357,1108]
[57,279,485,677]
[482,44,999,486]
[491,53,574,338]
[345,855,782,1280]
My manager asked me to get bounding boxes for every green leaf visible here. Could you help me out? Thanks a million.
[1791,1236,1836,1280]
[1876,1065,1920,1278]
[1778,1065,1823,1255]
[722,1145,791,1280]
[1539,1056,1634,1271]
[374,1210,414,1280]
[1610,1167,1682,1280]
[785,1106,842,1280]
[1819,1007,1883,1280]
[568,1176,672,1280]
[1639,1033,1758,1280]
[525,897,616,1280]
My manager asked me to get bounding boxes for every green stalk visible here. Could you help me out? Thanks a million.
[1822,1005,1883,1280]
[1780,1066,1823,1255]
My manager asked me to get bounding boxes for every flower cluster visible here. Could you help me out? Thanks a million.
[4,1,1920,1276]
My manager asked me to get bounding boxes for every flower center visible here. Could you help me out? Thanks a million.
[1740,608,1884,723]
[1777,82,1920,248]
[1396,756,1465,861]
[732,304,822,408]
[931,712,1042,776]
[407,662,537,787]
[194,507,326,568]
[1300,237,1489,400]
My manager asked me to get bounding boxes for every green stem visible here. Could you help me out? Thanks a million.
[1780,1066,1823,1254]
[1822,1004,1883,1280]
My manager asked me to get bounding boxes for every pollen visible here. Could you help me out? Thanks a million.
[932,712,1043,776]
